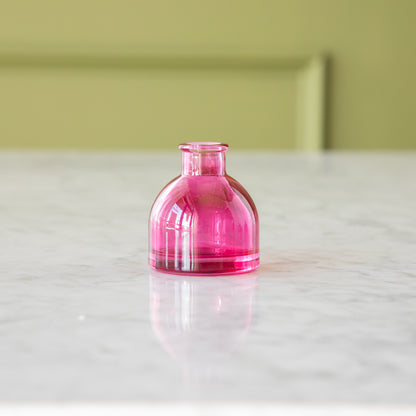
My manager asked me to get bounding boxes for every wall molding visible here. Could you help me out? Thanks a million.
[0,48,327,150]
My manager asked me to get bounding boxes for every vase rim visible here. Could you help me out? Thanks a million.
[179,142,229,153]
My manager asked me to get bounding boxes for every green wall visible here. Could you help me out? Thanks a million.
[0,0,415,149]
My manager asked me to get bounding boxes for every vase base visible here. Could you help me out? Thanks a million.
[149,251,259,276]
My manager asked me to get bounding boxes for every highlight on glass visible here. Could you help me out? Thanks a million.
[149,142,259,275]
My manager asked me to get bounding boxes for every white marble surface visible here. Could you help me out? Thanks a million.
[1,151,415,408]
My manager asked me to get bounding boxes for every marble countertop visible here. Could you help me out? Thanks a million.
[1,151,415,413]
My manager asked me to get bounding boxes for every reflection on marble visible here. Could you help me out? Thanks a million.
[149,271,258,380]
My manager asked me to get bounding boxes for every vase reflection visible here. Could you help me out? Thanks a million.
[149,270,258,379]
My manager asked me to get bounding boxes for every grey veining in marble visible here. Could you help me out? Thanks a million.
[0,151,415,404]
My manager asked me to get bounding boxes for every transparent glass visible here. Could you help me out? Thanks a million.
[149,142,259,275]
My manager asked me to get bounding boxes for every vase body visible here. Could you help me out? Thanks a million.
[149,142,259,275]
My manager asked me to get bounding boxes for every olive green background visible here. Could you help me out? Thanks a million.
[0,0,415,149]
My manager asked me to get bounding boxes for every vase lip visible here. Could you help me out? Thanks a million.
[179,141,229,153]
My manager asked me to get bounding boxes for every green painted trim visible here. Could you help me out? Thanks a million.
[296,56,327,150]
[0,51,308,70]
[0,48,327,150]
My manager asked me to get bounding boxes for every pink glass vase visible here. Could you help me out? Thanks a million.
[149,142,259,275]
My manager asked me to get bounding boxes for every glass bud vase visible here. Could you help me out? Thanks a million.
[149,142,259,275]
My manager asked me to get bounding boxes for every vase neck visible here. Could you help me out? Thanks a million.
[179,142,228,176]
